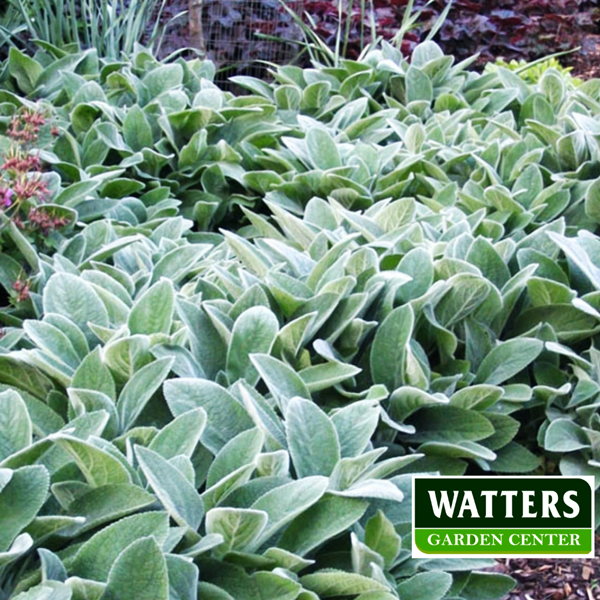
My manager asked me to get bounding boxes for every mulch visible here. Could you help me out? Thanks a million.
[493,535,600,600]
[569,35,600,80]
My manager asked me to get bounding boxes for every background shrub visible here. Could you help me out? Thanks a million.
[304,0,600,67]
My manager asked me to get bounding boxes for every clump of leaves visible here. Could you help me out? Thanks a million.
[0,226,515,600]
[7,0,171,60]
[0,2,26,58]
[2,34,600,600]
[484,56,582,87]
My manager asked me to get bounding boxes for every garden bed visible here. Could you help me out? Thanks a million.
[0,2,600,599]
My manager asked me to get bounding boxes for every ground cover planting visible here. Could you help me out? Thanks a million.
[0,34,599,599]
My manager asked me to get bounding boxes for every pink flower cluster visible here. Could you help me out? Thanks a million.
[7,110,47,144]
[28,207,70,237]
[0,107,69,238]
[1,188,14,208]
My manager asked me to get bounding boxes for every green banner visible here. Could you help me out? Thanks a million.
[412,476,595,558]
[414,477,592,529]
[414,528,593,555]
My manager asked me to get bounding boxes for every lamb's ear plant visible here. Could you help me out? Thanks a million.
[2,34,600,599]
[0,226,517,599]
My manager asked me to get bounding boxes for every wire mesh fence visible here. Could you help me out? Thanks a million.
[194,0,304,86]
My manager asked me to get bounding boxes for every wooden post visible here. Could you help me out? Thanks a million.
[189,0,205,52]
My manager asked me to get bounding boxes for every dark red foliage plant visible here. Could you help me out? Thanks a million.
[303,0,600,65]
